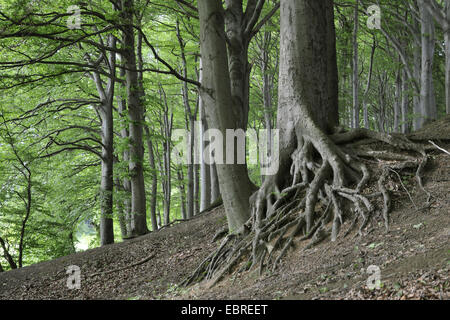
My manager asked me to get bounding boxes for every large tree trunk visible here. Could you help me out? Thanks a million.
[122,0,148,236]
[422,0,450,115]
[271,0,339,232]
[278,0,339,134]
[225,0,251,130]
[198,0,257,232]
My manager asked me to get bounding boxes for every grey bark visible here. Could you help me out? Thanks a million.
[362,39,376,129]
[401,69,410,134]
[413,41,422,130]
[144,125,159,232]
[275,0,339,232]
[394,69,402,133]
[423,0,450,115]
[177,167,187,220]
[352,1,359,129]
[257,30,277,180]
[159,86,173,226]
[198,0,258,231]
[117,71,132,236]
[91,35,116,246]
[176,20,196,220]
[0,237,17,269]
[198,60,212,212]
[122,0,148,236]
[115,176,128,239]
[418,0,437,128]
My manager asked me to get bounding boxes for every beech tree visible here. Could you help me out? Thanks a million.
[184,0,432,287]
[1,0,447,273]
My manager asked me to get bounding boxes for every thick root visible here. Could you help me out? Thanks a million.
[182,129,431,287]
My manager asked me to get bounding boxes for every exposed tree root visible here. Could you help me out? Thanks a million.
[89,252,157,278]
[181,129,432,287]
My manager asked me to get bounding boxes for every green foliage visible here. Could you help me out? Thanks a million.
[0,0,448,271]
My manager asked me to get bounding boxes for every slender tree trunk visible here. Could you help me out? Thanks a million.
[193,163,199,215]
[115,177,128,239]
[177,167,187,220]
[394,69,402,133]
[352,1,359,129]
[160,86,173,226]
[418,0,437,127]
[199,60,212,212]
[260,31,276,182]
[363,39,376,129]
[118,79,132,236]
[401,69,410,134]
[91,35,116,246]
[413,42,422,131]
[0,237,17,269]
[122,0,148,236]
[176,20,197,219]
[144,125,159,232]
[99,101,115,245]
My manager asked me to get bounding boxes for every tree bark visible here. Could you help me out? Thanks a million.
[177,167,187,220]
[198,0,257,231]
[394,69,402,133]
[93,35,116,246]
[0,236,17,269]
[117,71,132,236]
[401,69,410,134]
[144,125,159,232]
[271,0,339,232]
[422,0,450,115]
[121,0,148,236]
[352,1,359,129]
[198,60,212,212]
[418,0,437,128]
[362,39,376,129]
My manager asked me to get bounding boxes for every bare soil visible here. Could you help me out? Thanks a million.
[0,122,449,300]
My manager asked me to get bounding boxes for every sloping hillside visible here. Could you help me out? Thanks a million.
[1,125,449,300]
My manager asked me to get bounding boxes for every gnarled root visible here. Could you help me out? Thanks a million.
[181,129,430,287]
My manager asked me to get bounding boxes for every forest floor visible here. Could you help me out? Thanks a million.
[0,118,449,300]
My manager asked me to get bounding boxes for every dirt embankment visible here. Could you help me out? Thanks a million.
[0,121,449,300]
